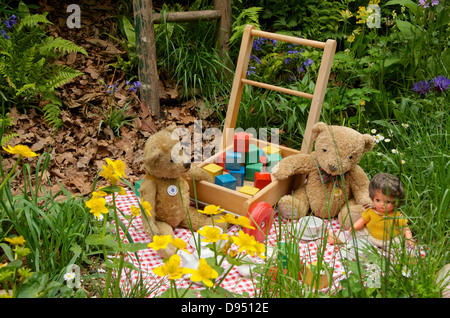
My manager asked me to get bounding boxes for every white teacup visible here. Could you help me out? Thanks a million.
[296,216,324,239]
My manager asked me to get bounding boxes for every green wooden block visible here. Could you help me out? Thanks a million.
[266,153,283,172]
[245,144,260,164]
[245,163,263,181]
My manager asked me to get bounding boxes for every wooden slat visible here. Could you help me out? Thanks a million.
[152,10,221,23]
[251,29,326,49]
[241,78,314,99]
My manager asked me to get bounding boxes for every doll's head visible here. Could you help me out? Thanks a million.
[369,173,404,214]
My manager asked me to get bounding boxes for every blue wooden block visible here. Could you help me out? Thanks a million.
[229,166,245,187]
[224,151,243,171]
[215,173,237,190]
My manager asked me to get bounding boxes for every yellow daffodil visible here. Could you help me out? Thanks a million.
[198,205,224,215]
[152,254,189,280]
[85,196,109,218]
[216,213,255,229]
[92,190,107,198]
[234,216,256,230]
[254,241,266,259]
[171,238,188,252]
[188,258,218,287]
[2,145,38,158]
[147,235,172,251]
[141,200,152,216]
[232,231,258,255]
[197,226,228,243]
[99,158,126,185]
[216,213,237,224]
[130,205,140,217]
[4,236,26,246]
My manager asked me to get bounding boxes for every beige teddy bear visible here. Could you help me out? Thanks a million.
[139,125,226,257]
[272,122,374,230]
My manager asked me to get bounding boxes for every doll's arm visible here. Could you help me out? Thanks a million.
[272,153,316,180]
[348,165,372,206]
[350,217,368,232]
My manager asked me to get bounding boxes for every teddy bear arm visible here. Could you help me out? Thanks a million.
[272,153,316,180]
[185,164,214,183]
[349,165,372,205]
[139,176,157,208]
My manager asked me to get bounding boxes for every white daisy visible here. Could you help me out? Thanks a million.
[385,138,391,143]
[64,272,75,281]
[391,149,398,154]
[371,129,377,134]
[402,123,409,128]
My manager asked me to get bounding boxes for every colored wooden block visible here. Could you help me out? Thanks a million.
[234,132,251,153]
[203,163,223,179]
[266,153,283,172]
[229,166,245,187]
[259,155,268,172]
[215,152,226,168]
[215,173,237,190]
[263,145,280,155]
[254,172,272,190]
[245,163,263,181]
[225,151,243,171]
[245,144,260,164]
[239,185,260,196]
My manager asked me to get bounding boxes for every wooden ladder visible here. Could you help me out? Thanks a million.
[221,25,337,156]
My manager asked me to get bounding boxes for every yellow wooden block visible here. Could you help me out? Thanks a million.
[238,185,260,196]
[263,145,280,155]
[203,163,223,179]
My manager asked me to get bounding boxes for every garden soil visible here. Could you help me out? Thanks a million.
[3,0,224,198]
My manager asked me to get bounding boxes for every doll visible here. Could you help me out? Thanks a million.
[329,173,414,248]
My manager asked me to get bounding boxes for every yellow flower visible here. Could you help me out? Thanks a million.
[356,6,369,24]
[130,205,140,217]
[92,190,107,198]
[232,231,258,255]
[99,158,126,185]
[216,214,255,230]
[152,254,189,280]
[117,186,127,195]
[254,241,266,259]
[197,226,228,243]
[171,238,188,252]
[347,34,356,43]
[340,9,353,20]
[2,145,38,158]
[198,205,224,215]
[141,200,152,216]
[188,258,218,287]
[147,235,173,251]
[85,196,109,218]
[4,236,26,246]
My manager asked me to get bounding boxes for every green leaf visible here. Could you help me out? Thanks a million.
[385,0,418,16]
[85,234,117,247]
[0,243,15,262]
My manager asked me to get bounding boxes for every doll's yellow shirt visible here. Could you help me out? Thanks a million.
[362,208,407,240]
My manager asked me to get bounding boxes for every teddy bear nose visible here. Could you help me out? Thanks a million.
[183,162,191,169]
[328,164,337,172]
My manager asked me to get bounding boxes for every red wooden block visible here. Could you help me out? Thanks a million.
[216,151,226,168]
[254,172,272,190]
[234,132,251,153]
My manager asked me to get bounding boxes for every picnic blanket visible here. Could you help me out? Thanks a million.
[104,189,422,297]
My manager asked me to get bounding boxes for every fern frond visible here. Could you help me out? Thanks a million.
[43,65,84,92]
[17,13,52,31]
[0,133,19,146]
[40,36,88,56]
[42,93,63,128]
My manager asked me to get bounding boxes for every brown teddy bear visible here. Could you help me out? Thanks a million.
[139,125,226,257]
[272,122,374,230]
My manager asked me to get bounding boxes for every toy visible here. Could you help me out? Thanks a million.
[347,173,414,248]
[203,163,223,179]
[239,185,260,196]
[224,151,243,171]
[254,172,271,190]
[246,144,260,164]
[215,173,237,190]
[229,166,245,186]
[272,122,374,229]
[234,132,251,153]
[245,163,263,181]
[139,125,226,257]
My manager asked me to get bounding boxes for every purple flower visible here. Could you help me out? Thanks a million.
[106,84,118,94]
[432,76,450,92]
[5,15,17,29]
[247,66,256,76]
[283,57,292,65]
[303,58,314,68]
[1,29,9,40]
[252,37,265,51]
[412,80,431,95]
[250,54,261,65]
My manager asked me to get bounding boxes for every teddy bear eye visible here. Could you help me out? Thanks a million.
[349,155,353,160]
[323,149,327,153]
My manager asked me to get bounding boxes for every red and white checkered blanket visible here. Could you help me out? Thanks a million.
[104,189,353,297]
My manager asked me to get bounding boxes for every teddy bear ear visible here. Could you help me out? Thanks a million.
[362,134,375,153]
[164,124,178,133]
[311,122,328,141]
